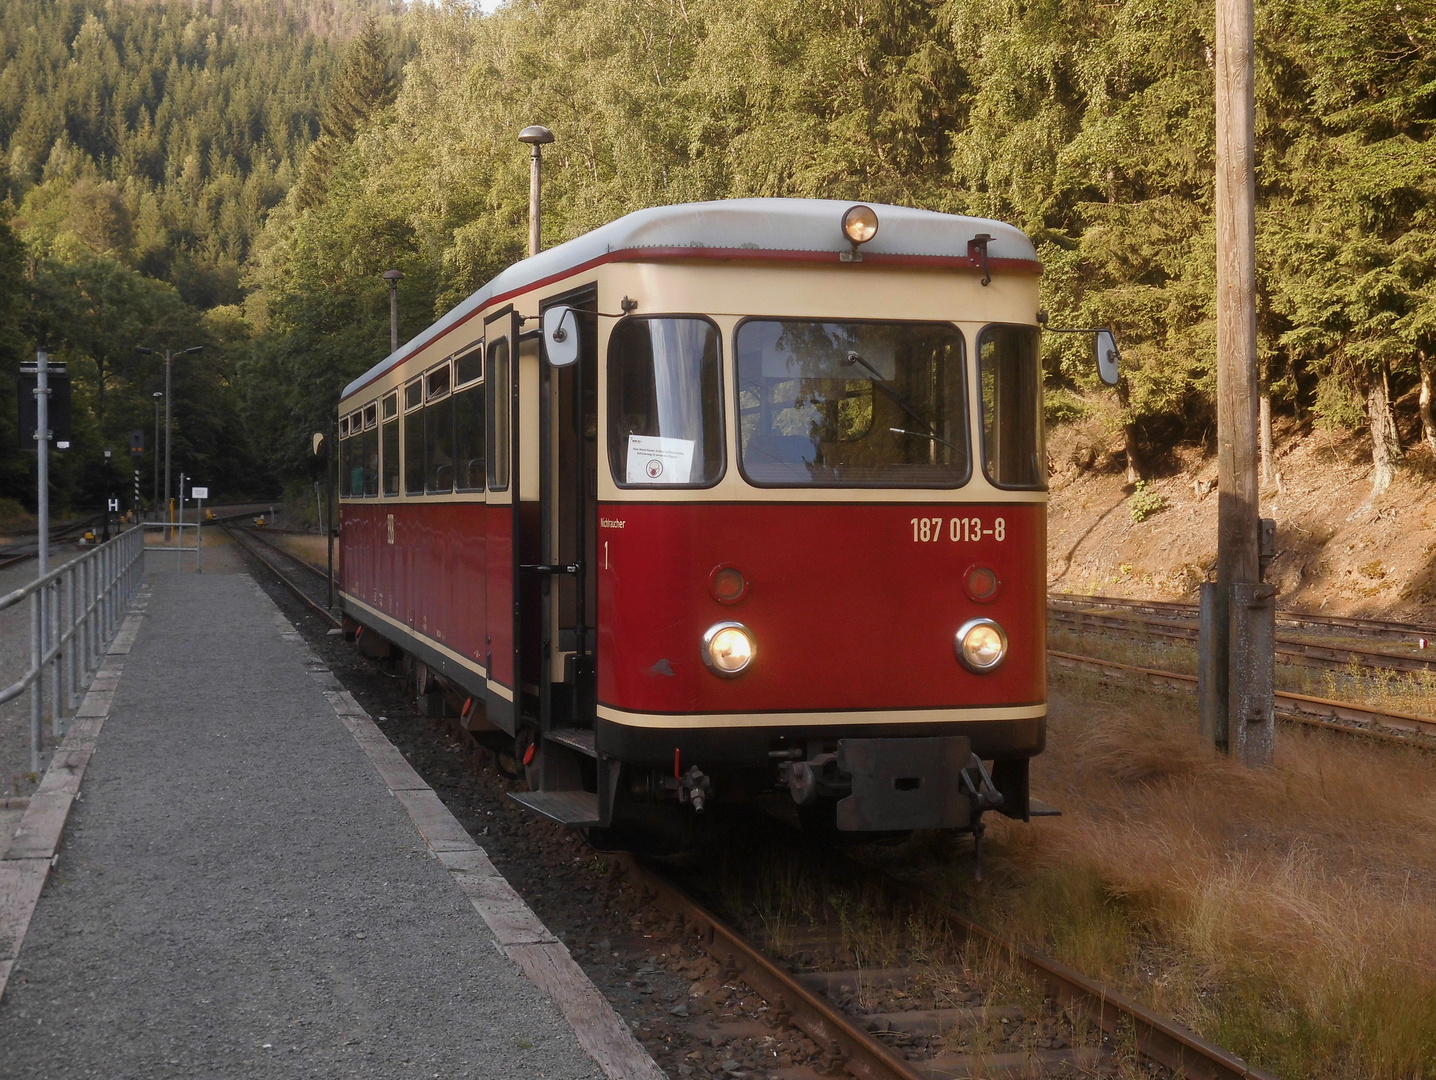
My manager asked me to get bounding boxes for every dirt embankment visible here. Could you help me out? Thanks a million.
[1047,416,1436,622]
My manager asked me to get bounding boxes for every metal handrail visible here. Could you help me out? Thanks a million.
[0,526,145,774]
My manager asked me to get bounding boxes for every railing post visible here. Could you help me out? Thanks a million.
[66,568,77,712]
[29,589,42,777]
[48,580,61,738]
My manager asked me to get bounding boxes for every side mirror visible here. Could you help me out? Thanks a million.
[1095,329,1120,386]
[312,432,327,456]
[542,306,579,367]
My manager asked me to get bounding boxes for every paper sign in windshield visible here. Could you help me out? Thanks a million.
[627,435,694,484]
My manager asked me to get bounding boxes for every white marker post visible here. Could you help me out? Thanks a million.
[191,487,208,572]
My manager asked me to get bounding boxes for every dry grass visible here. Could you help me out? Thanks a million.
[923,670,1436,1078]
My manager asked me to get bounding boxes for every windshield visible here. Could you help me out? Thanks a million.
[735,319,969,487]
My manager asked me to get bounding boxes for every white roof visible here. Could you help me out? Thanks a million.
[342,198,1035,400]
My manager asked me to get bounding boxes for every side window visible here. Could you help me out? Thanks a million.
[978,325,1045,490]
[381,393,399,496]
[486,337,510,490]
[607,316,724,487]
[361,403,378,497]
[338,414,352,499]
[404,379,424,495]
[425,362,454,494]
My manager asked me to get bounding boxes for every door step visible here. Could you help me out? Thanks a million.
[545,727,597,757]
[508,790,601,827]
[1028,798,1061,817]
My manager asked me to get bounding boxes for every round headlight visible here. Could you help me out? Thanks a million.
[842,204,879,245]
[703,622,755,677]
[955,618,1007,672]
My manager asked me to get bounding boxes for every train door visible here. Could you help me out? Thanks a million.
[510,291,607,828]
[537,290,599,735]
[483,307,523,732]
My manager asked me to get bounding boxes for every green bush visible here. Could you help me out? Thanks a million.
[1129,481,1166,523]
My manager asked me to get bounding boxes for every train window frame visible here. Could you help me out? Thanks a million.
[362,403,377,429]
[732,316,972,489]
[403,377,425,496]
[426,360,452,402]
[339,415,350,438]
[486,336,511,492]
[976,323,1046,492]
[606,313,726,490]
[381,392,400,497]
[454,342,483,388]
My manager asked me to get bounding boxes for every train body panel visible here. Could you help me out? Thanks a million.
[595,501,1045,715]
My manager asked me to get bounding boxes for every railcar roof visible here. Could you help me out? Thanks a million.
[342,198,1036,401]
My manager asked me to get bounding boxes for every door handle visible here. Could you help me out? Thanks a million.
[519,563,580,576]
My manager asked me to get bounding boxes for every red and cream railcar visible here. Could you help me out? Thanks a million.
[337,198,1048,841]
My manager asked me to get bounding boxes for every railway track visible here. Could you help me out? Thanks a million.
[1049,649,1436,743]
[222,523,339,628]
[1051,591,1436,646]
[0,513,105,570]
[614,844,1276,1080]
[1048,605,1436,677]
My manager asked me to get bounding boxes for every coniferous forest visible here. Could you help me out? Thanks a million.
[0,0,1433,514]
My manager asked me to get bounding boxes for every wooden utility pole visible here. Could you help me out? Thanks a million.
[1200,0,1275,765]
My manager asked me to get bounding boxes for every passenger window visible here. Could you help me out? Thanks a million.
[381,392,399,496]
[454,381,486,492]
[404,379,424,495]
[338,427,352,499]
[978,325,1045,490]
[607,317,723,487]
[455,344,482,387]
[487,338,510,490]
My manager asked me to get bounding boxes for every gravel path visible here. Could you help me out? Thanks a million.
[0,555,602,1080]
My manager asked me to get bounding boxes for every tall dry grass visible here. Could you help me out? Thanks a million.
[926,671,1436,1078]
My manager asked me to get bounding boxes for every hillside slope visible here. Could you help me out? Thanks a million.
[1047,419,1436,622]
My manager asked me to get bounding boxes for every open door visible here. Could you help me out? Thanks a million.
[483,306,524,731]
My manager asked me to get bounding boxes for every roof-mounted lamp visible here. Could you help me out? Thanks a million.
[840,204,879,262]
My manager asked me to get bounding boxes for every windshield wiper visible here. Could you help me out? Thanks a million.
[890,427,964,456]
[843,351,934,434]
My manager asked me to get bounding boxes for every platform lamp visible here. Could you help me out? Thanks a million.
[518,125,554,257]
[382,269,403,354]
[135,344,203,532]
[151,391,163,516]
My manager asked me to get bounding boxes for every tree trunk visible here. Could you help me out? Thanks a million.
[1367,363,1402,496]
[1419,352,1436,456]
[1123,422,1140,484]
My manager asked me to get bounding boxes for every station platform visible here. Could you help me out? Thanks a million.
[0,543,661,1079]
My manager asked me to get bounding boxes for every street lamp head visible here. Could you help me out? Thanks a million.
[135,345,156,355]
[183,345,204,355]
[153,391,163,401]
[382,269,404,282]
[518,125,554,146]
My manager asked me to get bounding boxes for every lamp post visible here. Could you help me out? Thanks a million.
[151,391,163,517]
[382,269,403,354]
[135,345,203,531]
[518,125,555,257]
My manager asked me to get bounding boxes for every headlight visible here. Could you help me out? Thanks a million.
[703,622,755,677]
[841,204,879,245]
[955,618,1007,672]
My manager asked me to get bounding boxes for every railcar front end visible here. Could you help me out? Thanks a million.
[335,199,1052,849]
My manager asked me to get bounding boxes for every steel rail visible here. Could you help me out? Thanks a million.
[612,853,927,1080]
[863,868,1279,1080]
[1049,649,1436,742]
[230,524,332,582]
[1050,591,1436,643]
[1049,607,1436,676]
[612,849,1277,1080]
[223,524,340,628]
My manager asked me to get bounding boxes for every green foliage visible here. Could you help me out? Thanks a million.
[0,0,396,509]
[1128,480,1166,522]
